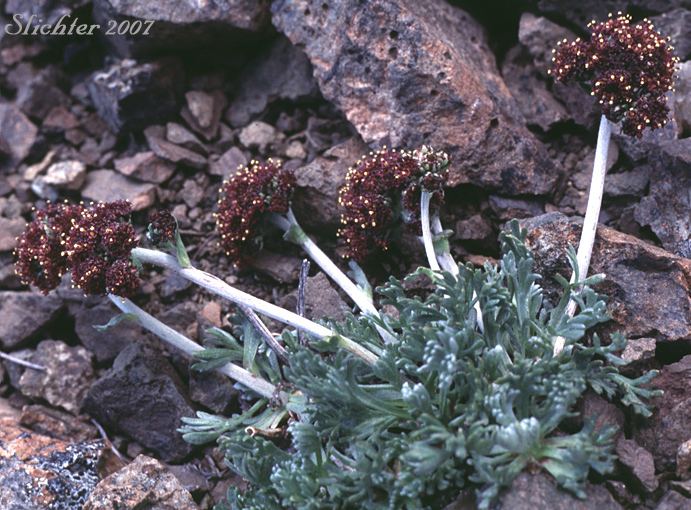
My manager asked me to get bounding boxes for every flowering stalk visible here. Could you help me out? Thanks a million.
[130,247,379,365]
[420,191,441,272]
[107,294,278,399]
[0,351,45,371]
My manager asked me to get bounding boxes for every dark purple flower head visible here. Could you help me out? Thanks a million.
[105,258,140,297]
[338,147,449,262]
[147,209,177,245]
[549,12,678,137]
[14,202,84,294]
[216,159,296,266]
[15,200,140,297]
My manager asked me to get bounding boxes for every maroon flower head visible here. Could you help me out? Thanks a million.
[105,258,140,297]
[338,147,450,262]
[147,209,177,245]
[549,12,678,137]
[216,159,296,266]
[14,202,85,294]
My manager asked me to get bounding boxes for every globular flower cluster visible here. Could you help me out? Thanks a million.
[14,202,84,294]
[147,209,177,245]
[216,159,296,266]
[338,147,449,262]
[549,13,677,137]
[14,200,141,297]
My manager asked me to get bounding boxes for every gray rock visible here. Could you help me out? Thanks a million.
[292,137,369,230]
[495,471,622,510]
[674,61,691,137]
[166,122,206,153]
[144,125,207,169]
[181,90,226,141]
[0,217,26,252]
[634,139,691,258]
[113,151,175,184]
[650,8,691,61]
[604,167,650,197]
[238,120,282,152]
[19,404,98,442]
[272,0,555,194]
[0,291,63,349]
[518,13,576,72]
[488,195,544,221]
[250,251,301,284]
[654,490,691,510]
[455,214,493,241]
[189,369,237,415]
[536,0,686,28]
[226,36,318,127]
[15,67,69,120]
[18,340,94,414]
[93,0,270,57]
[520,213,691,344]
[616,438,658,492]
[582,392,624,439]
[83,454,197,510]
[209,146,248,178]
[635,355,691,472]
[87,58,184,133]
[32,160,86,198]
[81,170,156,211]
[0,103,37,163]
[0,416,103,510]
[620,337,656,370]
[281,272,350,322]
[5,0,90,26]
[82,343,194,462]
[73,302,145,363]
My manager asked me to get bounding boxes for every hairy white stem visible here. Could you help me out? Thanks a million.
[273,211,397,344]
[107,294,277,399]
[420,191,441,271]
[130,248,379,365]
[554,115,612,356]
[0,351,45,371]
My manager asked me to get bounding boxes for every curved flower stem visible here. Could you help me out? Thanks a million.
[107,294,278,399]
[130,247,379,365]
[554,115,612,355]
[421,191,485,333]
[271,210,397,344]
[420,191,441,271]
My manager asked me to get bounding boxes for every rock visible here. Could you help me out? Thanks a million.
[5,0,90,26]
[0,413,103,510]
[455,214,493,241]
[18,340,94,414]
[634,139,691,258]
[249,251,300,284]
[488,195,545,221]
[166,122,206,153]
[281,272,350,322]
[0,291,63,349]
[82,343,194,462]
[73,302,143,363]
[293,137,369,230]
[209,146,248,177]
[165,462,213,496]
[144,125,207,169]
[238,120,282,152]
[82,170,156,211]
[20,404,97,442]
[673,61,691,137]
[616,438,658,492]
[43,106,80,132]
[160,272,193,300]
[87,58,184,133]
[114,151,175,184]
[654,490,691,510]
[179,179,205,209]
[92,0,269,57]
[520,213,691,344]
[285,140,306,159]
[635,355,691,472]
[535,0,684,28]
[620,337,657,371]
[604,167,650,197]
[677,439,691,478]
[32,160,86,198]
[15,67,69,120]
[272,0,554,194]
[226,36,318,127]
[83,454,197,510]
[582,392,624,438]
[495,471,622,510]
[181,90,226,141]
[650,9,691,61]
[0,217,26,252]
[517,13,576,72]
[0,103,37,163]
[189,369,237,415]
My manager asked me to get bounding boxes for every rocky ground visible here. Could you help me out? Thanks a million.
[0,0,689,509]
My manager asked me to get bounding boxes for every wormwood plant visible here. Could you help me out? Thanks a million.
[181,222,659,509]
